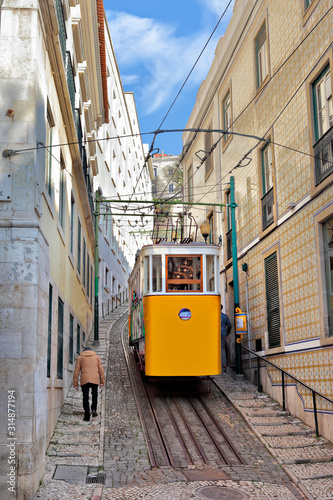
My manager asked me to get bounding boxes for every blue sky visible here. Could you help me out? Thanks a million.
[104,0,235,156]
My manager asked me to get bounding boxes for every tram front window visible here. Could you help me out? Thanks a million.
[166,255,202,292]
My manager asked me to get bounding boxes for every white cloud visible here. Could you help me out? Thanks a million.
[106,10,221,115]
[198,0,235,17]
[121,74,139,85]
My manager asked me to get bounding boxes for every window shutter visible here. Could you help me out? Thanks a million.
[265,253,281,348]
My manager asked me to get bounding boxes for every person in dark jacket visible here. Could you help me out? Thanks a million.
[221,305,232,372]
[73,347,105,421]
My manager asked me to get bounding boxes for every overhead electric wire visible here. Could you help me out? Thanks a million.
[162,5,333,202]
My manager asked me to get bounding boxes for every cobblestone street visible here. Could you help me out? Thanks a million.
[34,306,333,499]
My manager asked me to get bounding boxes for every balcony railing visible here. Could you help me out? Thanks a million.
[66,51,75,114]
[55,0,66,62]
[82,147,94,221]
[261,187,274,230]
[314,126,333,186]
[75,109,83,155]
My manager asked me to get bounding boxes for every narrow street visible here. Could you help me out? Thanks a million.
[34,306,333,500]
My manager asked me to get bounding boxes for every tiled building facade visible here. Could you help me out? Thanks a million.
[182,0,333,438]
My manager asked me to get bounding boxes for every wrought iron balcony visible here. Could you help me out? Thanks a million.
[82,146,94,221]
[261,187,274,230]
[75,109,83,156]
[66,51,75,114]
[55,0,66,62]
[314,126,333,186]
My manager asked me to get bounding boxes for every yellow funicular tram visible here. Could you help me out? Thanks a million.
[128,211,221,377]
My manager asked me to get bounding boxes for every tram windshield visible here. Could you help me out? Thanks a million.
[166,255,202,292]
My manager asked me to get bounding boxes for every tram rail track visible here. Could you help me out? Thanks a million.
[121,322,245,469]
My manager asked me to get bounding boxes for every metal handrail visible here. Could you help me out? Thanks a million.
[101,289,128,318]
[241,344,333,437]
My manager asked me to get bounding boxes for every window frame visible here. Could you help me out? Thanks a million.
[47,284,53,378]
[255,22,269,90]
[222,88,232,149]
[45,102,55,198]
[59,157,66,230]
[69,313,74,365]
[77,217,81,274]
[204,125,213,179]
[312,65,332,142]
[70,191,75,257]
[165,255,203,293]
[307,57,333,194]
[187,164,193,202]
[57,297,64,379]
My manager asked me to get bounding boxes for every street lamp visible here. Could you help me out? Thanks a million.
[200,220,210,243]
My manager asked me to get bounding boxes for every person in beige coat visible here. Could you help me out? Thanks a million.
[73,347,105,421]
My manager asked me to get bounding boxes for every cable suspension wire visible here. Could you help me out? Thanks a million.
[170,6,333,200]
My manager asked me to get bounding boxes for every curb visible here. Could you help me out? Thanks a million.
[91,486,103,500]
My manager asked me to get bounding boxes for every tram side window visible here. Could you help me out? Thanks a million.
[144,256,150,293]
[152,255,162,292]
[166,255,202,292]
[206,255,215,291]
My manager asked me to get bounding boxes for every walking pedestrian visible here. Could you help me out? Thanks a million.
[221,305,231,372]
[73,346,105,421]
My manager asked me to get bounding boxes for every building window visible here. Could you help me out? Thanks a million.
[166,255,202,292]
[313,66,332,141]
[226,191,232,260]
[59,159,66,229]
[204,126,213,178]
[152,184,158,195]
[77,218,81,274]
[168,167,173,176]
[153,166,158,179]
[187,164,193,202]
[87,254,90,297]
[90,265,93,305]
[312,65,333,185]
[47,284,53,378]
[45,103,55,198]
[264,252,281,349]
[57,298,64,379]
[304,0,313,9]
[105,266,109,289]
[70,193,75,256]
[69,314,74,364]
[168,184,174,194]
[222,91,232,143]
[256,23,268,88]
[83,237,86,287]
[324,218,333,336]
[77,324,80,355]
[208,212,214,244]
[261,143,274,230]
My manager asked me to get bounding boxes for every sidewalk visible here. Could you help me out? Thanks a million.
[34,307,333,500]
